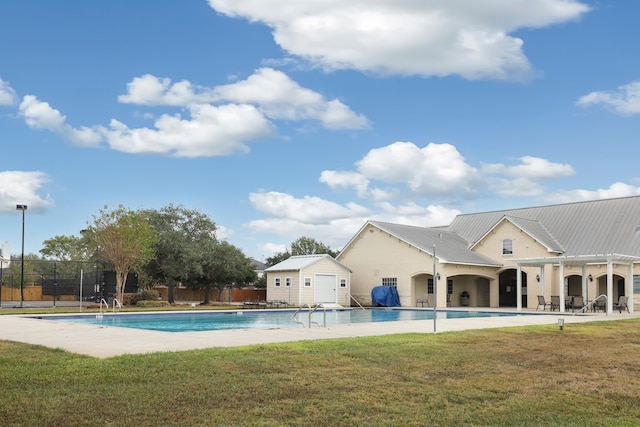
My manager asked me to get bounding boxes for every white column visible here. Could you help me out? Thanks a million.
[559,262,565,313]
[607,260,613,314]
[628,263,634,314]
[581,264,588,301]
[539,266,545,295]
[516,263,522,311]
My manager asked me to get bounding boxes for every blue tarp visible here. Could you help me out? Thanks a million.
[371,286,401,307]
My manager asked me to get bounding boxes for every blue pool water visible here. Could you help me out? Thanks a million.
[37,309,528,333]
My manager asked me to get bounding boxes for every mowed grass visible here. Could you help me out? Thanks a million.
[1,319,640,426]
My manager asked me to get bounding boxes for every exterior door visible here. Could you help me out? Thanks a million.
[315,274,336,304]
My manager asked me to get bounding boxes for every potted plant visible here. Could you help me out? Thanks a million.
[460,291,470,306]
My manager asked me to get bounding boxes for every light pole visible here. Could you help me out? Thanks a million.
[16,204,27,308]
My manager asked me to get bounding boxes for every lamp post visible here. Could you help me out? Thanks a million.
[16,204,27,308]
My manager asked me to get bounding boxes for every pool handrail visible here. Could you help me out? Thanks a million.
[309,304,326,328]
[347,293,365,310]
[113,298,122,314]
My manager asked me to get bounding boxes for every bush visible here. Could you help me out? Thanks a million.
[124,290,160,306]
[135,300,170,308]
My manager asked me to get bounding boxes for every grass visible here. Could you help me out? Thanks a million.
[1,319,640,426]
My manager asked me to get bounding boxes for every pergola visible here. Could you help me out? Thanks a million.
[510,254,639,314]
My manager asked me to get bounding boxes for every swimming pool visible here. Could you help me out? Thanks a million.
[37,308,530,333]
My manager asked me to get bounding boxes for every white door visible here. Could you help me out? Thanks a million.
[315,274,336,303]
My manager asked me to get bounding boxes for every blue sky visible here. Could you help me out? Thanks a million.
[1,0,639,262]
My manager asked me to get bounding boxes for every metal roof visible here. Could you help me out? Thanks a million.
[369,221,502,267]
[447,196,640,257]
[265,254,352,272]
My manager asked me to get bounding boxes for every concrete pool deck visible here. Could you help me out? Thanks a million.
[0,308,637,358]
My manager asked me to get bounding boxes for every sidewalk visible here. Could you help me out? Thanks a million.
[0,309,637,358]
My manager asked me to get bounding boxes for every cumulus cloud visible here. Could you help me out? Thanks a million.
[0,78,18,105]
[545,182,640,204]
[207,0,590,79]
[482,156,575,197]
[119,68,369,130]
[103,103,274,157]
[0,171,53,213]
[18,96,103,147]
[322,142,479,201]
[576,81,640,116]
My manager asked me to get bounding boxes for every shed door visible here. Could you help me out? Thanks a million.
[315,275,336,304]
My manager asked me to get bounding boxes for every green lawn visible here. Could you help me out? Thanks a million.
[1,319,639,426]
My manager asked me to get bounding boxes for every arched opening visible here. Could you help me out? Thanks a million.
[499,269,528,307]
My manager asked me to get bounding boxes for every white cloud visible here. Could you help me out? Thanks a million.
[0,78,18,105]
[482,156,575,197]
[577,81,640,116]
[119,68,369,129]
[545,182,640,204]
[207,0,590,79]
[18,96,103,147]
[249,191,369,224]
[104,103,274,158]
[0,171,53,213]
[328,142,478,198]
[118,74,215,106]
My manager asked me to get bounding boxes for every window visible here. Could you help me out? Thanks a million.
[427,278,434,294]
[285,277,292,287]
[447,279,453,295]
[304,277,312,287]
[502,239,513,255]
[382,277,397,287]
[274,277,281,287]
[340,278,347,288]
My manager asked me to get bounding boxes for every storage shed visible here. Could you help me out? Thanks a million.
[265,254,352,307]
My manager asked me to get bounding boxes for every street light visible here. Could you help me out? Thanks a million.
[16,204,27,308]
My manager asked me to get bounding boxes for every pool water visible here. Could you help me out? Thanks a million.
[38,309,528,333]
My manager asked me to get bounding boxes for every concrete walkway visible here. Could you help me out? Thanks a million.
[0,309,637,358]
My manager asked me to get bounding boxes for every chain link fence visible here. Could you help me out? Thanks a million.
[0,259,139,307]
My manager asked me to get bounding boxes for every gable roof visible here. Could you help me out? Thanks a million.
[366,221,502,267]
[265,254,352,273]
[447,196,640,256]
[471,215,564,254]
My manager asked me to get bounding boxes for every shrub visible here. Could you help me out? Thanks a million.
[135,300,170,308]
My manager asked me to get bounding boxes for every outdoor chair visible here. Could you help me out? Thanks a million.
[537,295,551,311]
[446,293,452,307]
[416,294,429,307]
[572,295,585,312]
[550,295,561,311]
[613,296,629,313]
[565,296,574,310]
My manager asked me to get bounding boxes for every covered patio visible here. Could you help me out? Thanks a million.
[510,254,639,314]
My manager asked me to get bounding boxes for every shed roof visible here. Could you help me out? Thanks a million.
[265,254,352,273]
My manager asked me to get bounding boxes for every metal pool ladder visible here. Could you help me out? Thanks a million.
[293,304,327,328]
[97,298,109,319]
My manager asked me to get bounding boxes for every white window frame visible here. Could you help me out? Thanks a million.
[382,277,397,287]
[339,278,347,288]
[285,277,292,287]
[274,277,281,287]
[304,277,312,287]
[502,239,513,255]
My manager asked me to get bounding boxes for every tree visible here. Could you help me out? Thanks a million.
[142,205,218,304]
[265,237,338,267]
[40,234,93,279]
[194,240,257,304]
[291,236,337,257]
[85,205,158,304]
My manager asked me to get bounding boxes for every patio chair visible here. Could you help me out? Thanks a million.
[416,294,429,307]
[447,293,452,307]
[537,295,551,311]
[613,296,629,313]
[572,295,585,312]
[565,296,574,311]
[550,295,561,311]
